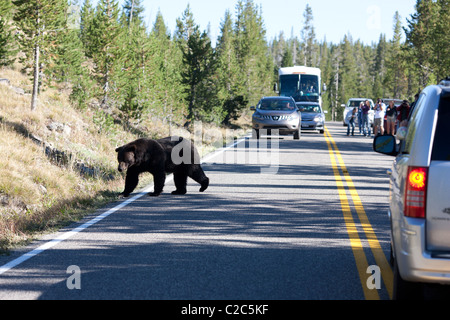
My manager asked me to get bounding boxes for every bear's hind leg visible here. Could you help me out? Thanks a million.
[189,165,209,192]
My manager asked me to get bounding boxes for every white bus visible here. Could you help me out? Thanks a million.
[278,66,324,105]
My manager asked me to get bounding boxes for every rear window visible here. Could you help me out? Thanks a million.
[431,94,450,161]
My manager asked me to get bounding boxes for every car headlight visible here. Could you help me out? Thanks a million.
[314,116,323,122]
[253,113,266,120]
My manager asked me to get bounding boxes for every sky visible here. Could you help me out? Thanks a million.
[103,0,418,45]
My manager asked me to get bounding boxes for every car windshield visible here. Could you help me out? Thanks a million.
[348,100,364,107]
[258,99,296,111]
[299,105,321,113]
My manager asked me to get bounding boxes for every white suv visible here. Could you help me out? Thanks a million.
[342,98,374,127]
[374,79,450,299]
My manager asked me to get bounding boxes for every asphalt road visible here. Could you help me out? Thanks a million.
[0,122,394,301]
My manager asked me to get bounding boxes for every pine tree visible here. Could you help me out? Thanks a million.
[88,0,122,107]
[80,0,95,58]
[216,10,247,125]
[404,0,439,87]
[174,4,197,47]
[300,4,318,67]
[123,0,145,28]
[385,11,408,99]
[0,0,16,66]
[372,34,388,98]
[180,26,216,122]
[339,34,357,103]
[151,11,187,127]
[152,10,170,40]
[281,42,294,68]
[433,0,450,83]
[50,1,84,86]
[118,20,151,122]
[12,0,66,111]
[234,0,274,106]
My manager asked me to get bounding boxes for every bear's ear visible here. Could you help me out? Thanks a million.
[115,146,123,153]
[124,145,137,154]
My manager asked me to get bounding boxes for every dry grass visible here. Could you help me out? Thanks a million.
[0,67,135,252]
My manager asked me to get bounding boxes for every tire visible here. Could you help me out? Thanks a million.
[252,129,260,140]
[293,128,301,140]
[393,258,423,300]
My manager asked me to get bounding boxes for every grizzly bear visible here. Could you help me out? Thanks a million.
[115,137,209,197]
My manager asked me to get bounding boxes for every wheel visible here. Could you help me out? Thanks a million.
[393,258,423,300]
[252,129,260,140]
[293,128,301,140]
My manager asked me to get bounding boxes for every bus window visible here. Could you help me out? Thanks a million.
[300,75,319,95]
[279,75,299,97]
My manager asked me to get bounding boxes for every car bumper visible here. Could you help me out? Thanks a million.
[393,213,450,285]
[252,120,300,133]
[301,120,324,131]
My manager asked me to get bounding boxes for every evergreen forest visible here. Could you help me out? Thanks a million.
[1,0,449,125]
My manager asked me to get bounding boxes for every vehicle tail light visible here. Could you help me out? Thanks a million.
[404,166,428,218]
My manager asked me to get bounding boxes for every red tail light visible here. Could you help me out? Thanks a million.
[404,167,428,218]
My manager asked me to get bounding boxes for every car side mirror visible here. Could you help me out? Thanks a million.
[373,135,398,156]
[323,110,328,114]
[250,106,256,111]
[341,104,346,108]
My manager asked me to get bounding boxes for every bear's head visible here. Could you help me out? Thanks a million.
[115,145,137,172]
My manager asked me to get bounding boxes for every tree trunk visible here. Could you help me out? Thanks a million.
[31,43,40,111]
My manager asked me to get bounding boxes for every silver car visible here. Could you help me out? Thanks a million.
[251,97,301,140]
[296,102,326,134]
[374,78,450,299]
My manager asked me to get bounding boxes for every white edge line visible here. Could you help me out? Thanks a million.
[0,135,248,276]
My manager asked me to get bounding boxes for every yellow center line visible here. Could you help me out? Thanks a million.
[324,127,393,299]
[324,127,379,300]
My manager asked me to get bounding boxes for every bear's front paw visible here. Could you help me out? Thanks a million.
[148,192,161,197]
[118,193,130,199]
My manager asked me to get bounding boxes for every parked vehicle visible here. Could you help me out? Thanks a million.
[373,79,450,299]
[342,98,374,127]
[250,96,301,140]
[296,102,326,134]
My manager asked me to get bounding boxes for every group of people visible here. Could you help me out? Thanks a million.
[346,98,413,137]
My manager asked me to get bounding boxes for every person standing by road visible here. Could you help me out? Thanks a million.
[358,102,364,135]
[397,100,410,126]
[373,98,385,136]
[385,100,397,135]
[347,107,357,136]
[361,100,371,137]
